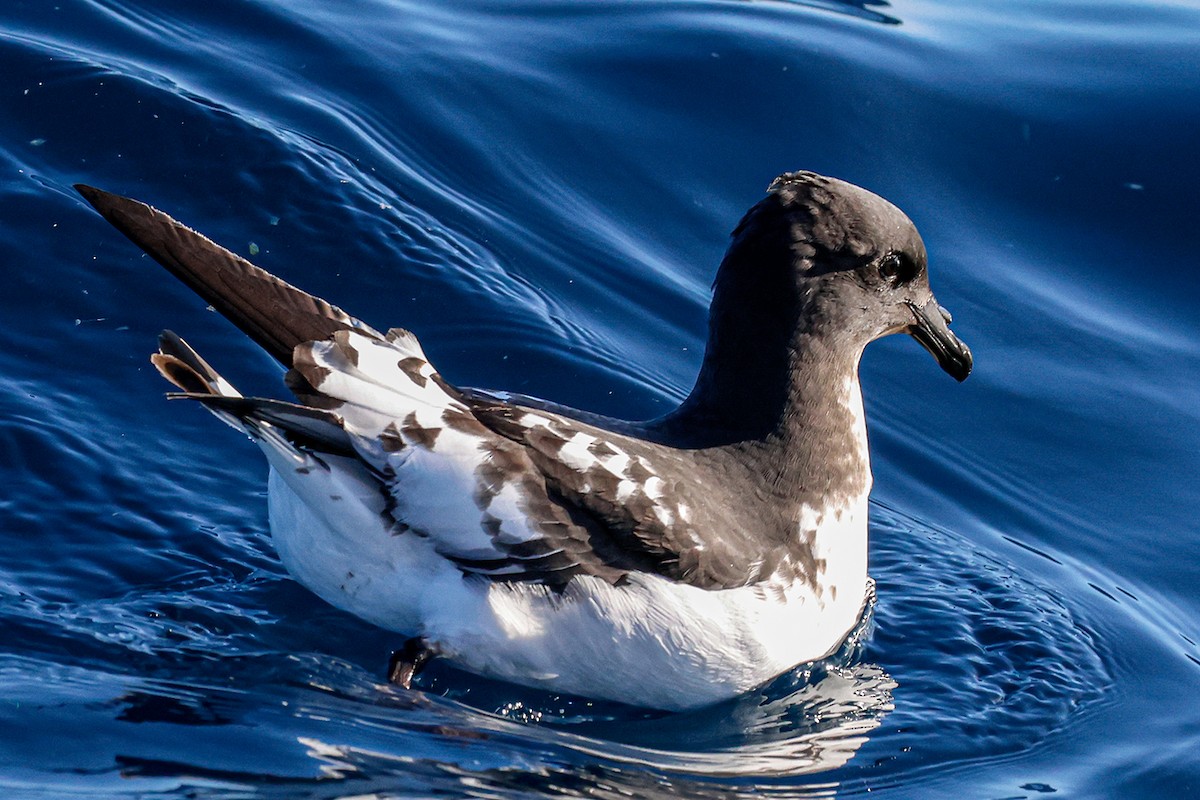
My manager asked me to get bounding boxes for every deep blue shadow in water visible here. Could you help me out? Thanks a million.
[1,0,1200,797]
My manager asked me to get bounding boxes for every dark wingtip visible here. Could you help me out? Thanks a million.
[74,183,112,209]
[74,182,383,368]
[74,183,154,233]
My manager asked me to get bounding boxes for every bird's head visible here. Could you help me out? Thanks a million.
[713,171,972,381]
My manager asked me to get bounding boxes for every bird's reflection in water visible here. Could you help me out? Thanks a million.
[295,589,895,797]
[291,663,894,798]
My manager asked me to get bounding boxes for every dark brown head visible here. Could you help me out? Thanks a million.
[708,170,972,382]
[664,171,971,442]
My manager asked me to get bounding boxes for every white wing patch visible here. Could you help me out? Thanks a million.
[555,433,597,471]
[291,329,548,561]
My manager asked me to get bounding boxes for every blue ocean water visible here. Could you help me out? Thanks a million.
[2,0,1199,796]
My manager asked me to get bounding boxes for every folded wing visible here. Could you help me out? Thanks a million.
[80,185,758,592]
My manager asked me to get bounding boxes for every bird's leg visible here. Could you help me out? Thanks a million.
[387,637,437,689]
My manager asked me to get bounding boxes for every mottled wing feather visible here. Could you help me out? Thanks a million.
[463,399,762,589]
[284,328,643,587]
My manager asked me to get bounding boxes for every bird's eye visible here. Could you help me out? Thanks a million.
[878,253,910,284]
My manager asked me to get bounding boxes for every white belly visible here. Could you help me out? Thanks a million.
[452,496,871,709]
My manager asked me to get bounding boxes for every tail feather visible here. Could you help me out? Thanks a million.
[152,330,242,396]
[152,330,353,455]
[75,184,383,367]
[172,394,355,456]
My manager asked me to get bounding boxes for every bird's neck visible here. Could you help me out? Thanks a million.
[678,314,864,430]
[658,320,873,508]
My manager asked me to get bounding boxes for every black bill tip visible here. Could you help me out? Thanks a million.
[907,299,973,382]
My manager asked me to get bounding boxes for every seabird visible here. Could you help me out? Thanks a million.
[76,171,971,711]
